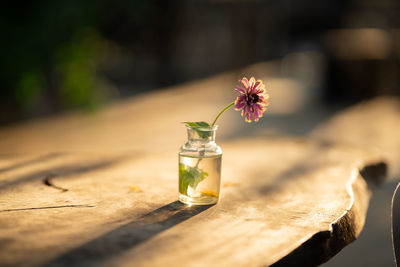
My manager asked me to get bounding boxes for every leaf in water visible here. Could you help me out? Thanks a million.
[183,121,212,138]
[179,163,208,195]
[183,121,210,128]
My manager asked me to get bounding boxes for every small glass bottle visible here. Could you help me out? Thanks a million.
[178,125,222,205]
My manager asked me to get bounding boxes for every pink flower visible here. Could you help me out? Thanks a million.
[234,77,269,123]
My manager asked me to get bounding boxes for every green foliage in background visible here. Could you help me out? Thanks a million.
[0,0,155,122]
[14,70,45,108]
[55,29,113,110]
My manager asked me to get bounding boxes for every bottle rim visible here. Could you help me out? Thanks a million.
[185,125,218,131]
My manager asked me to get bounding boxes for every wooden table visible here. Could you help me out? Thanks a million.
[0,70,397,266]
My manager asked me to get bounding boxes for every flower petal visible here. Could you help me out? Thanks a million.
[253,80,262,90]
[235,85,245,94]
[241,77,250,89]
[245,111,253,122]
[233,76,269,123]
[249,77,256,88]
[234,96,245,110]
[255,88,264,95]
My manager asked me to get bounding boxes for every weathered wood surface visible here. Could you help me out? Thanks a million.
[0,69,397,266]
[311,96,400,180]
[0,138,386,267]
[391,182,400,266]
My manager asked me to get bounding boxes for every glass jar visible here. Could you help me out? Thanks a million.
[178,125,222,205]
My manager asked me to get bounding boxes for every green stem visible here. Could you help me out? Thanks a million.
[195,145,205,168]
[195,158,202,168]
[211,102,235,127]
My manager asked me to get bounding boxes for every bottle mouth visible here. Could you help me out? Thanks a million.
[185,125,218,131]
[186,125,217,141]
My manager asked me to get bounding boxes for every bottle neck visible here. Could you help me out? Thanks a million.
[186,126,217,145]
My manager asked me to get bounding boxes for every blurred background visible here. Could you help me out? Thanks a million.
[1,0,399,125]
[1,0,400,266]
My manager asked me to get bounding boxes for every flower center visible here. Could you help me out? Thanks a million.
[247,94,259,105]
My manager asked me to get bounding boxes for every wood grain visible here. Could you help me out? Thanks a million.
[0,70,397,266]
[311,96,400,180]
[0,138,385,266]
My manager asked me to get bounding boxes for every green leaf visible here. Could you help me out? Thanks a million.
[179,163,208,195]
[183,121,210,128]
[183,121,212,138]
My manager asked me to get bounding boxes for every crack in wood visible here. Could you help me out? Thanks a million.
[0,205,95,212]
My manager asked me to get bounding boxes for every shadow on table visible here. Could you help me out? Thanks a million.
[0,153,63,174]
[43,201,213,266]
[0,155,127,193]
